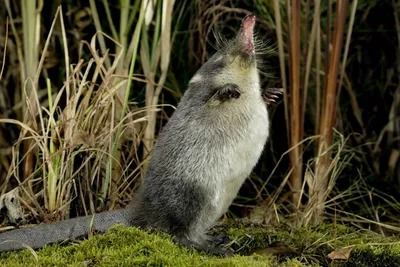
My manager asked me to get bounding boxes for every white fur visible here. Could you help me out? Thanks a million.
[187,60,269,240]
[211,63,268,218]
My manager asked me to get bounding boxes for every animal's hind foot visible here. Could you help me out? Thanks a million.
[173,236,234,257]
[205,235,232,246]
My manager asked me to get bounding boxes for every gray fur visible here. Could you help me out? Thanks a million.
[0,14,270,254]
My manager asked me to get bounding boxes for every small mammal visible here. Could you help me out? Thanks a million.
[0,14,283,256]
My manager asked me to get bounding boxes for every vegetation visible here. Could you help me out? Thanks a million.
[0,0,399,265]
[0,223,399,266]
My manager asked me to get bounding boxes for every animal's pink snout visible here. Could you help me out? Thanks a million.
[239,14,256,54]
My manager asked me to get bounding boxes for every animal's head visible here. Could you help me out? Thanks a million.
[191,15,265,89]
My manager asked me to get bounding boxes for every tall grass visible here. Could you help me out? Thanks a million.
[288,0,303,207]
[312,0,350,222]
[273,0,358,222]
[0,0,398,234]
[87,0,176,205]
[141,0,176,161]
[0,1,178,222]
[17,0,40,181]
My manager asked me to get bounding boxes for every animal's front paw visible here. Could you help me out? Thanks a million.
[262,87,284,104]
[220,83,241,100]
[214,83,241,102]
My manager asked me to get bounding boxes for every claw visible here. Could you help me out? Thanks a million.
[263,87,285,104]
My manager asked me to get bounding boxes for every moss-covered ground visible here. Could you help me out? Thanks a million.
[0,221,399,266]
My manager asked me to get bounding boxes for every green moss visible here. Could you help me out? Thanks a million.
[222,221,400,266]
[0,225,274,267]
[0,223,399,267]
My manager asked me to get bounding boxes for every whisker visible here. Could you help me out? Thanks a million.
[211,28,229,50]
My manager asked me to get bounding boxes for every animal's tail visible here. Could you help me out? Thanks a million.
[0,208,133,252]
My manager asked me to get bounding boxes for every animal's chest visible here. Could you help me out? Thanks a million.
[230,106,268,175]
[225,101,268,180]
[212,96,269,214]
